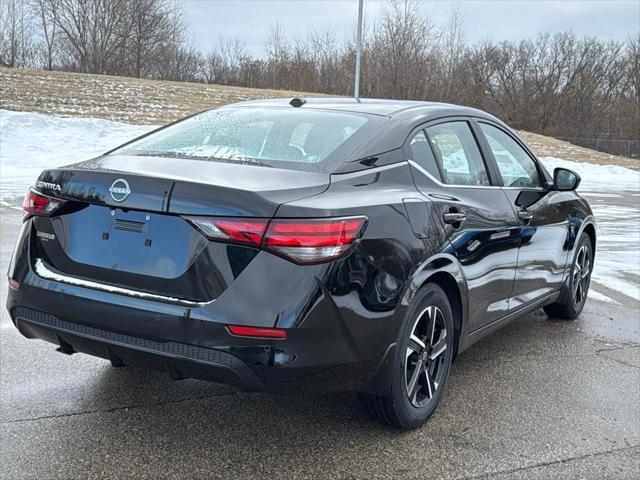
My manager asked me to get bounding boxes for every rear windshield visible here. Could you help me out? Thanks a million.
[113,106,384,172]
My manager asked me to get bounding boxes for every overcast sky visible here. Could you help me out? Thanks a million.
[183,0,640,56]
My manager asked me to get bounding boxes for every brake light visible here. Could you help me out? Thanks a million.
[184,217,268,246]
[183,215,367,264]
[22,188,64,220]
[263,217,367,264]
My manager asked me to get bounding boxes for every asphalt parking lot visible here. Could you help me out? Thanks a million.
[1,205,638,479]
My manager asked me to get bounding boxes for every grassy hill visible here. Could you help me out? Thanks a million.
[1,67,636,170]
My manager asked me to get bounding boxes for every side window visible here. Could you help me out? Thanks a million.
[479,123,540,188]
[425,122,490,186]
[409,130,441,180]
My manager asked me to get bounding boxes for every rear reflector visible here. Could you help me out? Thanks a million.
[8,278,20,290]
[22,188,64,220]
[183,215,367,264]
[227,325,287,339]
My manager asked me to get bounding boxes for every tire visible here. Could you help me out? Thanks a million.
[544,234,593,320]
[359,283,455,429]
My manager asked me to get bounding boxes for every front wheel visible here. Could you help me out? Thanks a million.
[360,284,455,429]
[544,234,593,319]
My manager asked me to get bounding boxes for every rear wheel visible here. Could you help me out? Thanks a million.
[360,284,454,429]
[544,235,593,319]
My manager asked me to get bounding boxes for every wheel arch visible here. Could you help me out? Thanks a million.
[425,271,463,358]
[404,253,469,359]
[571,216,596,273]
[582,222,596,257]
[363,254,468,396]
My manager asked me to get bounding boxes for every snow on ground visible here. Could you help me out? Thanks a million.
[541,157,640,303]
[0,110,638,304]
[0,110,156,204]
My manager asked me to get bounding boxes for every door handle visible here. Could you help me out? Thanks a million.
[517,210,533,223]
[443,212,467,225]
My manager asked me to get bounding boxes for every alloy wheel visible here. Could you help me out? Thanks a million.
[405,306,448,408]
[572,244,591,308]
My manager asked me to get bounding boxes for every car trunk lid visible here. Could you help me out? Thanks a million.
[32,155,330,302]
[36,154,330,216]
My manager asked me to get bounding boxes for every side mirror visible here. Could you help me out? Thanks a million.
[553,167,581,191]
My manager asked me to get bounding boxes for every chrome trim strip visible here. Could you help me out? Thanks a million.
[331,162,405,180]
[408,160,547,192]
[33,258,207,307]
[408,160,502,189]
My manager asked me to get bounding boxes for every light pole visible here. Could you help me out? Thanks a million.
[354,0,364,102]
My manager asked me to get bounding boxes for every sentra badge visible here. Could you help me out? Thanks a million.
[36,181,61,192]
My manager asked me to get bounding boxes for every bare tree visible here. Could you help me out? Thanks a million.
[30,0,58,70]
[53,0,129,73]
[265,22,289,89]
[0,0,35,67]
[308,28,343,93]
[366,0,439,99]
[204,37,245,85]
[125,0,173,78]
[152,1,202,82]
[441,4,464,101]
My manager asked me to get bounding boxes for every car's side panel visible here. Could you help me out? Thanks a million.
[501,189,573,307]
[555,203,596,290]
[404,116,521,332]
[410,169,521,331]
[274,163,452,362]
[470,120,593,309]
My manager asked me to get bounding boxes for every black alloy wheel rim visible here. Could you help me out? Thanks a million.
[405,305,448,408]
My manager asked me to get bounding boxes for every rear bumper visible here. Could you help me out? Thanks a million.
[6,219,400,393]
[12,306,267,391]
[6,277,395,394]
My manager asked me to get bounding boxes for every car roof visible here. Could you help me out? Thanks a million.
[231,97,493,119]
[228,97,510,171]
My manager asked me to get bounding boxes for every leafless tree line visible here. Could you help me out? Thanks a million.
[1,0,200,80]
[1,0,638,143]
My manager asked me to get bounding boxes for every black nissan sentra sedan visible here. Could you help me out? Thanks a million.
[7,98,595,429]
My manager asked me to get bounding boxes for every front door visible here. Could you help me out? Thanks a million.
[408,120,521,332]
[475,122,570,308]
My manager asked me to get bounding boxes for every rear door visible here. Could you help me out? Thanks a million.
[475,122,570,308]
[408,119,521,332]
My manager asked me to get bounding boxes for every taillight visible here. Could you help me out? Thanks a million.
[184,217,268,247]
[22,188,64,221]
[183,215,367,264]
[263,217,367,264]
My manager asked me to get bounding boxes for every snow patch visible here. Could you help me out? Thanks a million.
[537,157,640,304]
[588,289,620,305]
[540,156,640,193]
[0,109,156,202]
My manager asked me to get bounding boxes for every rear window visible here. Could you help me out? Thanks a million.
[114,107,383,172]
